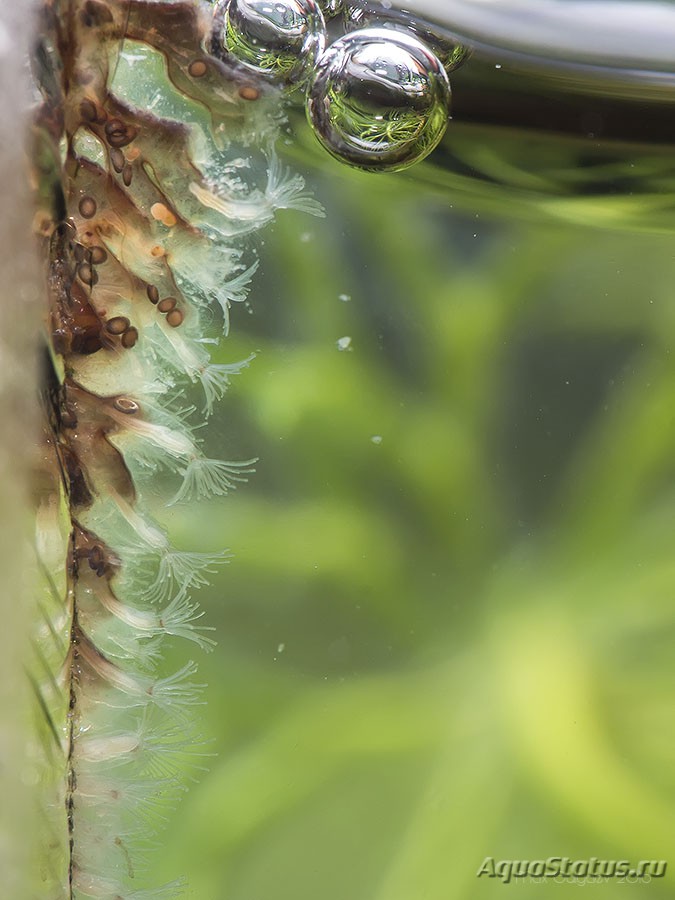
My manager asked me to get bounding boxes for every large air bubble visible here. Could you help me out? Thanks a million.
[306,27,451,172]
[213,0,327,85]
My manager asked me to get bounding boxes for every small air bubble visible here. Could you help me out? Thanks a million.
[336,336,352,351]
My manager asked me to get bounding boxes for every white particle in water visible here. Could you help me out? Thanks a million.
[277,643,285,653]
[338,293,351,302]
[371,435,383,445]
[337,336,352,351]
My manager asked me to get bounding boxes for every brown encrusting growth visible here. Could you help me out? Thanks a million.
[32,1,278,896]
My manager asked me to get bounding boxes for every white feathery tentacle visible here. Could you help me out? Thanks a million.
[167,456,257,506]
[99,589,216,650]
[34,1,324,895]
[198,353,256,415]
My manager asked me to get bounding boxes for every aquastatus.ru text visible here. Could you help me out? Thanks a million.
[476,857,667,884]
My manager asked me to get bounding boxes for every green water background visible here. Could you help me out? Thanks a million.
[145,140,675,898]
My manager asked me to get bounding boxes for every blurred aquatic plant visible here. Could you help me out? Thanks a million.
[145,152,675,898]
[0,3,42,898]
[16,1,675,898]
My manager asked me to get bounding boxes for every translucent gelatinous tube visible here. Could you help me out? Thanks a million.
[31,1,322,896]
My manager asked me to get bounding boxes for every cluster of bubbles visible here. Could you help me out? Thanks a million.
[212,0,468,172]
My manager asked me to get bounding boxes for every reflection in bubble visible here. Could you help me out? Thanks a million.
[319,0,344,16]
[306,27,451,172]
[213,0,327,84]
[342,2,471,73]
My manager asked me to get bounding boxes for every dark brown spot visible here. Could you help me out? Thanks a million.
[146,284,159,304]
[61,445,93,509]
[77,263,98,286]
[110,148,125,173]
[78,196,97,219]
[104,118,123,136]
[80,0,113,26]
[121,327,139,348]
[33,214,53,237]
[113,397,140,415]
[56,220,76,239]
[239,85,260,101]
[80,99,98,122]
[89,246,107,265]
[166,309,184,328]
[80,334,102,354]
[122,165,133,187]
[109,132,135,149]
[104,118,138,148]
[105,316,130,335]
[57,280,103,354]
[73,243,88,262]
[74,526,122,576]
[84,0,113,22]
[188,59,208,78]
[87,545,106,576]
[157,297,176,313]
[60,404,77,429]
[111,130,137,148]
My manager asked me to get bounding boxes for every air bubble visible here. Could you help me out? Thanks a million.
[213,0,326,85]
[342,4,470,73]
[306,27,451,172]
